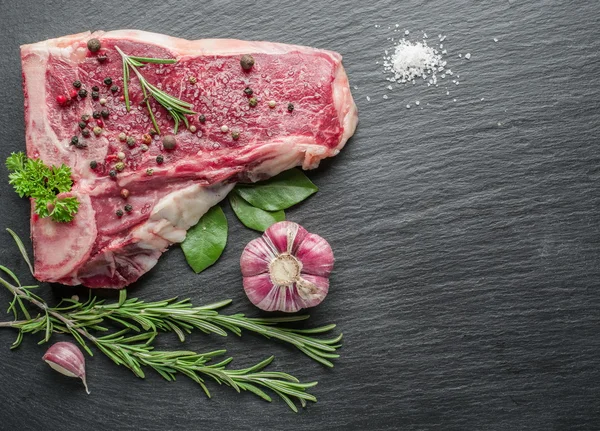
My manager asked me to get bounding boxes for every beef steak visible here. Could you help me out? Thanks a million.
[20,30,358,288]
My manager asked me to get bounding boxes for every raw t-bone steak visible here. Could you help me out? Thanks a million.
[20,30,357,288]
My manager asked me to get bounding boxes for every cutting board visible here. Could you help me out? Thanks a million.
[0,0,599,430]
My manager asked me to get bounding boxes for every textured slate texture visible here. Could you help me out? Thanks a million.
[0,0,599,430]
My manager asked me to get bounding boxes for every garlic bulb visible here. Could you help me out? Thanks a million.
[42,341,90,394]
[240,221,334,312]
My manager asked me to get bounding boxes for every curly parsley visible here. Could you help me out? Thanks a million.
[6,152,79,223]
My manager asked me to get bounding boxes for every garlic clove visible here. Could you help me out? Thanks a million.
[240,238,274,277]
[296,275,330,307]
[42,341,90,394]
[295,233,335,277]
[243,274,278,309]
[264,221,307,254]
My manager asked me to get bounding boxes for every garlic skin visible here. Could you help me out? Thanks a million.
[42,341,90,394]
[241,221,334,312]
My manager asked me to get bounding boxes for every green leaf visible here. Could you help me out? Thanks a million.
[229,192,285,232]
[181,206,228,273]
[234,169,318,211]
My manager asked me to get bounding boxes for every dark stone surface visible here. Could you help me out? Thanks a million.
[0,0,599,429]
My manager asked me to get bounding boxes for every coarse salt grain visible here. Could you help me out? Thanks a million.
[383,39,442,85]
[465,53,471,60]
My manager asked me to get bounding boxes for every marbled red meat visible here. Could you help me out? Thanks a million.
[20,30,358,288]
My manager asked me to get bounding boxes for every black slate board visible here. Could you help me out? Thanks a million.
[1,1,599,430]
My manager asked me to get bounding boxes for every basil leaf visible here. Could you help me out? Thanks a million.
[181,206,228,273]
[229,192,285,232]
[234,169,318,211]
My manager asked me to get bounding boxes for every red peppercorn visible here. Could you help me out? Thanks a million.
[70,89,79,99]
[56,95,68,105]
[96,119,104,128]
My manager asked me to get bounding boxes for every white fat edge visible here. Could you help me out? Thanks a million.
[332,63,358,154]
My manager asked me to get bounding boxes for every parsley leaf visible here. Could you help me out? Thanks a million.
[5,152,79,223]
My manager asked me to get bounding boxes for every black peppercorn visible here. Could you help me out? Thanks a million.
[78,121,87,129]
[87,38,101,53]
[124,204,133,213]
[240,54,255,70]
[101,109,109,118]
[110,85,119,93]
[116,209,124,217]
[92,91,99,100]
[162,135,177,150]
[156,155,164,164]
[70,136,79,145]
[82,129,91,138]
[92,85,99,92]
[287,103,294,112]
[73,80,81,89]
[97,54,107,63]
[78,89,88,98]
[89,160,98,169]
[109,169,117,178]
[244,87,253,96]
[92,111,101,119]
[198,114,206,123]
[103,77,112,86]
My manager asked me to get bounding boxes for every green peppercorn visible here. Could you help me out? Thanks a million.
[116,209,124,217]
[146,168,154,176]
[115,162,125,172]
[188,76,197,84]
[92,85,99,92]
[101,109,109,118]
[244,87,253,96]
[240,54,255,70]
[73,80,82,89]
[78,121,87,129]
[81,114,90,122]
[78,89,88,98]
[124,204,133,213]
[90,160,98,169]
[156,155,164,164]
[111,85,119,93]
[92,111,101,119]
[109,169,117,178]
[126,137,136,147]
[198,114,206,123]
[87,38,101,53]
[97,54,107,63]
[249,97,258,107]
[92,91,99,100]
[231,130,240,140]
[70,136,79,145]
[103,77,112,86]
[93,126,102,136]
[162,135,177,150]
[287,103,294,112]
[82,129,91,138]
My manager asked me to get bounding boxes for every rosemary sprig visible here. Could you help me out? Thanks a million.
[0,230,342,411]
[115,46,196,134]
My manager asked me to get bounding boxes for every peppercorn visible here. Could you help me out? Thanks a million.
[82,129,91,138]
[142,134,152,144]
[78,89,88,98]
[81,114,91,123]
[109,169,117,178]
[87,38,101,53]
[189,125,197,133]
[97,54,107,63]
[96,119,104,128]
[116,209,124,217]
[198,114,206,123]
[189,76,197,84]
[149,129,158,136]
[70,89,79,99]
[120,188,130,199]
[101,109,109,118]
[249,97,258,107]
[89,160,98,169]
[92,91,99,100]
[244,87,253,96]
[70,136,79,146]
[156,155,164,164]
[115,162,125,172]
[268,100,276,108]
[240,54,255,70]
[75,141,88,149]
[111,85,119,93]
[221,125,229,133]
[93,126,102,136]
[124,204,133,213]
[118,132,127,141]
[73,80,82,89]
[56,95,68,105]
[231,130,240,140]
[92,111,101,119]
[287,103,294,112]
[162,135,177,150]
[103,77,112,86]
[140,144,149,152]
[92,85,99,92]
[126,137,136,148]
[99,98,107,105]
[146,168,154,176]
[78,121,87,129]
[117,152,126,160]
